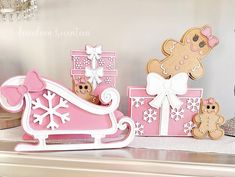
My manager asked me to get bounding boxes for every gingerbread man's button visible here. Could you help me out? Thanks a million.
[175,66,180,70]
[184,55,188,60]
[179,60,184,65]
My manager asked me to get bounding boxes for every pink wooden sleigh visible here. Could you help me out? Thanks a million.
[0,71,135,151]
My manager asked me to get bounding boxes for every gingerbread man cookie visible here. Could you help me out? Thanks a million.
[192,98,225,140]
[73,79,100,104]
[147,25,219,80]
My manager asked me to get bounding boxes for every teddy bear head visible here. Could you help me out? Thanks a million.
[181,25,219,58]
[201,98,220,114]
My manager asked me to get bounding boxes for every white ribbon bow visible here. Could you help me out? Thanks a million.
[85,67,104,89]
[85,45,102,69]
[146,73,188,136]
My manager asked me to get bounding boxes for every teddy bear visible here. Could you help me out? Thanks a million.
[147,25,219,80]
[73,78,100,105]
[192,98,225,140]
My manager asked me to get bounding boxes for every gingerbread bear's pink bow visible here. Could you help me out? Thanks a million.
[1,70,45,107]
[201,26,219,48]
[203,97,216,105]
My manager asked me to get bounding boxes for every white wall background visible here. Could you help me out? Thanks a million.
[0,0,235,119]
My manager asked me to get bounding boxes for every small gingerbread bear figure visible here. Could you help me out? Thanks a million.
[73,78,100,105]
[192,98,225,140]
[147,25,219,80]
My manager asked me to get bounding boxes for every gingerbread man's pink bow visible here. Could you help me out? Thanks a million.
[201,25,219,48]
[203,97,216,105]
[1,70,45,107]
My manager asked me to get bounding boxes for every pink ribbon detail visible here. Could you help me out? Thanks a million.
[201,25,219,48]
[203,97,216,105]
[1,70,45,106]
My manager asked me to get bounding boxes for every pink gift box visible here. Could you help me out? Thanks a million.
[71,46,118,89]
[128,87,203,137]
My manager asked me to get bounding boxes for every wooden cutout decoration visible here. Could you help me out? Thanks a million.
[71,45,118,92]
[127,73,203,137]
[0,70,135,151]
[147,25,219,80]
[72,78,100,105]
[192,98,225,140]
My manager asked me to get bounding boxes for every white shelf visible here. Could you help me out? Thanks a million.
[130,136,235,154]
[0,140,235,177]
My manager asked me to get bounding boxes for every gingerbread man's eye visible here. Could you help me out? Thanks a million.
[193,34,199,42]
[212,106,216,109]
[79,85,83,89]
[84,85,88,89]
[207,105,210,109]
[199,41,206,48]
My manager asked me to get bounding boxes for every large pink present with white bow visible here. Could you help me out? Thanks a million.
[128,73,203,136]
[71,45,118,90]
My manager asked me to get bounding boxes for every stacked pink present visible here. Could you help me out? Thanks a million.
[127,25,219,137]
[71,45,118,90]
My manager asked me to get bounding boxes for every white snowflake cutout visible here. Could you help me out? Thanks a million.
[143,108,157,123]
[135,122,144,135]
[83,58,90,66]
[98,58,105,66]
[106,63,114,70]
[32,90,70,130]
[171,107,184,121]
[73,56,79,62]
[75,62,82,69]
[104,77,112,84]
[108,57,114,62]
[184,121,196,136]
[187,98,200,112]
[132,97,145,108]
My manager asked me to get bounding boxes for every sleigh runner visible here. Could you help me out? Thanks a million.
[0,71,135,151]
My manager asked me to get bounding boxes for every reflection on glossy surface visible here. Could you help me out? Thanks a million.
[0,140,235,165]
[0,140,235,177]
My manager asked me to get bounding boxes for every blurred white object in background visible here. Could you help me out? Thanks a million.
[0,0,37,21]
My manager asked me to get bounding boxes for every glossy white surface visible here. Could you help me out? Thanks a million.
[1,127,235,154]
[130,136,235,154]
[0,140,235,177]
